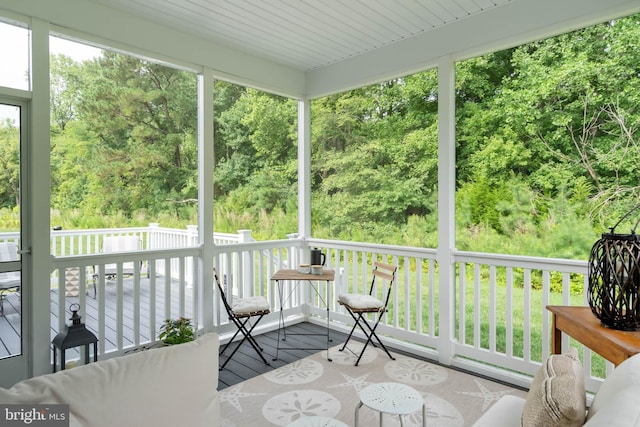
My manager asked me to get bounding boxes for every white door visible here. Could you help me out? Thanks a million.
[0,100,28,387]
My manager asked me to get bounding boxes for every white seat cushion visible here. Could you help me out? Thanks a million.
[338,293,383,310]
[232,296,270,315]
[472,394,526,427]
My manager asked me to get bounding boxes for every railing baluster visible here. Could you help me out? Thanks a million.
[458,261,466,345]
[506,266,513,357]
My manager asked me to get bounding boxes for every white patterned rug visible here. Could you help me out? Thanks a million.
[219,343,527,426]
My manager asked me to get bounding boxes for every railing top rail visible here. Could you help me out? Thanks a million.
[214,238,300,251]
[49,227,151,236]
[454,250,588,272]
[52,246,202,269]
[307,238,438,259]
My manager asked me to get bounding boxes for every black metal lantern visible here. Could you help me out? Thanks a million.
[52,303,98,372]
[588,206,640,330]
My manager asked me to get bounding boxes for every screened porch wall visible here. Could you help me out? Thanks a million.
[43,228,606,394]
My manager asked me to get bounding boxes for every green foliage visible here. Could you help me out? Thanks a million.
[0,207,19,231]
[159,317,194,345]
[5,14,640,262]
[49,51,199,220]
[0,119,19,209]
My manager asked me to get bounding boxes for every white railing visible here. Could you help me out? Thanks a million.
[42,228,606,392]
[51,246,200,357]
[452,252,604,391]
[213,238,604,393]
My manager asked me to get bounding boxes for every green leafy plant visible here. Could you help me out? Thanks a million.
[159,317,194,345]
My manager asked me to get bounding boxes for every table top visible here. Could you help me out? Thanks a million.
[359,382,424,415]
[286,416,348,427]
[272,269,335,281]
[547,305,640,364]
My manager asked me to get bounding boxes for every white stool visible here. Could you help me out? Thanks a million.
[287,416,349,427]
[355,382,426,427]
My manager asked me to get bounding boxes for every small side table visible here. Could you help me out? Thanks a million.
[355,382,425,427]
[271,269,335,361]
[547,305,640,366]
[287,416,349,427]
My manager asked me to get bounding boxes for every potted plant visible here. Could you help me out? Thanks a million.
[159,317,194,345]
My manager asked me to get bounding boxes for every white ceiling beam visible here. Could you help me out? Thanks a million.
[306,0,640,98]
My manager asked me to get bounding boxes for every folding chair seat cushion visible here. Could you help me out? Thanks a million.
[338,293,383,311]
[231,296,270,315]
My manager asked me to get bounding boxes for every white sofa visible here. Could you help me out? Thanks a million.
[0,332,220,427]
[474,350,640,427]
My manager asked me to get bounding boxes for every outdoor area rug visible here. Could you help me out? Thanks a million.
[219,343,527,426]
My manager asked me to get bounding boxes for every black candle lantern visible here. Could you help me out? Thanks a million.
[52,303,98,372]
[588,206,640,330]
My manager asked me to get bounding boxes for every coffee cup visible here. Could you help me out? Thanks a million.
[297,263,310,274]
[311,265,323,275]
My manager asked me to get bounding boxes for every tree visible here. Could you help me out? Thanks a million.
[73,51,198,217]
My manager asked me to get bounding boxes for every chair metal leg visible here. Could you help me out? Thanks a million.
[219,315,270,370]
[356,314,395,364]
[341,309,395,366]
[0,287,19,317]
[339,319,360,352]
[91,273,98,299]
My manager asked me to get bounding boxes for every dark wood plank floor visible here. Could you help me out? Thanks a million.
[0,292,21,356]
[218,322,349,390]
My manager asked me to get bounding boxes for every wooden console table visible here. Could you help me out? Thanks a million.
[547,305,640,366]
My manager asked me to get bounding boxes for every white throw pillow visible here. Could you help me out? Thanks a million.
[583,385,640,426]
[586,352,640,421]
[522,347,586,427]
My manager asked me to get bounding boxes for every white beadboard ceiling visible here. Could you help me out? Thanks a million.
[90,0,513,72]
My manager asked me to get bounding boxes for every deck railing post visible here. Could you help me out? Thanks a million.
[287,233,300,268]
[148,223,159,250]
[238,230,253,296]
[186,225,198,285]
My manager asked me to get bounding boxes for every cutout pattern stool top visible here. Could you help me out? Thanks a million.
[355,382,426,427]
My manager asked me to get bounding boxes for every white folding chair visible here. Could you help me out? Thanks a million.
[337,261,398,366]
[215,268,271,370]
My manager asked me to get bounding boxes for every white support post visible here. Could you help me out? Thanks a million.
[30,18,52,378]
[437,56,457,365]
[298,99,312,244]
[198,71,215,333]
